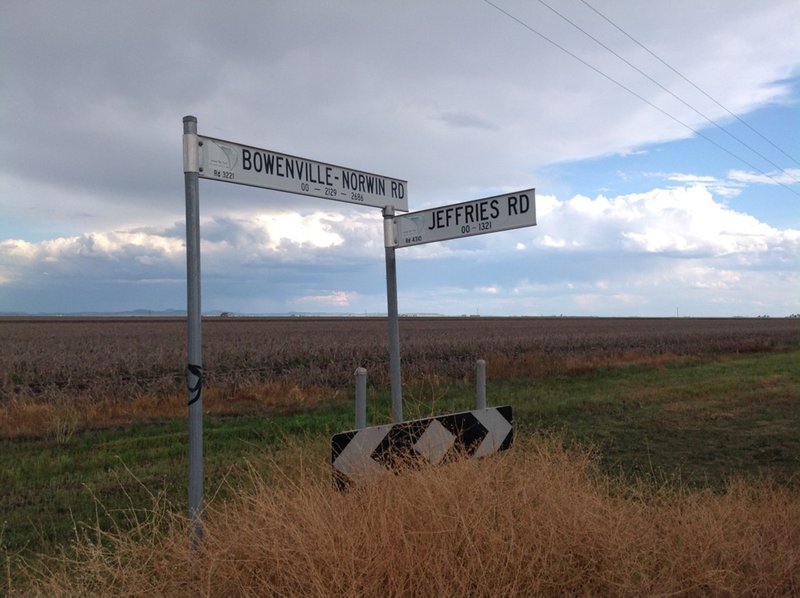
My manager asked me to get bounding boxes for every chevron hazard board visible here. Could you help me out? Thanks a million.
[331,406,512,488]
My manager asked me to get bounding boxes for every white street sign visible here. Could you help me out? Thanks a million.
[196,135,408,211]
[391,189,535,247]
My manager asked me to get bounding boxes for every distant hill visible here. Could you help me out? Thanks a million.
[0,309,187,317]
[0,309,447,318]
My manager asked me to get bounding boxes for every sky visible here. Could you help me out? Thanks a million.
[1,0,798,317]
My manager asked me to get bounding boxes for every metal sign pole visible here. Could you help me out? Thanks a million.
[383,206,403,422]
[182,115,203,544]
[355,367,367,429]
[179,119,408,545]
[476,359,487,410]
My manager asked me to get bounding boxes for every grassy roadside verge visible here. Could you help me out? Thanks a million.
[2,349,798,561]
[0,406,354,558]
[508,349,800,487]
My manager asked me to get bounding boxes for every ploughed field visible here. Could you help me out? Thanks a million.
[3,316,797,404]
[3,317,800,594]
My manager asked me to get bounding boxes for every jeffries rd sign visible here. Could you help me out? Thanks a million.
[391,189,535,247]
[196,135,408,211]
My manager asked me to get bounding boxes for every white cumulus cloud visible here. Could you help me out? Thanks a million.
[293,291,357,307]
[530,185,798,258]
[1,184,797,316]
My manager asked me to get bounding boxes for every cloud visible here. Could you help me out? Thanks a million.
[656,169,800,198]
[0,231,184,279]
[2,0,799,230]
[665,174,719,184]
[526,185,799,258]
[727,168,800,186]
[293,291,357,307]
[435,111,499,131]
[2,183,797,315]
[477,286,499,294]
[202,212,347,253]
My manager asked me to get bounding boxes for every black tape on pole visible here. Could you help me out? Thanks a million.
[187,363,203,406]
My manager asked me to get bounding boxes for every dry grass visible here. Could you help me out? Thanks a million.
[0,383,337,441]
[12,436,800,596]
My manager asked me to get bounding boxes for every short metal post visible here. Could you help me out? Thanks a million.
[355,367,367,429]
[183,115,203,546]
[476,359,486,410]
[383,206,403,422]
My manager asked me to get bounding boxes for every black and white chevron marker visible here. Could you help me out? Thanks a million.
[331,406,513,488]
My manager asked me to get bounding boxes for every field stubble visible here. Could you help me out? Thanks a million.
[1,316,798,439]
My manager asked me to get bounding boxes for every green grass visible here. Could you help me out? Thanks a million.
[2,349,798,561]
[505,350,800,486]
[0,405,354,557]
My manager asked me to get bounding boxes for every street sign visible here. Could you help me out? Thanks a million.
[196,135,408,211]
[331,406,513,488]
[391,189,535,247]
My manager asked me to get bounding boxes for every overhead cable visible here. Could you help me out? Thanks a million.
[577,0,800,169]
[480,0,800,197]
[534,0,799,182]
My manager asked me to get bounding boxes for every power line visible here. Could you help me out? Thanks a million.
[576,0,800,169]
[480,0,800,197]
[533,0,799,183]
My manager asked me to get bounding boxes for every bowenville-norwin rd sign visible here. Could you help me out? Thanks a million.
[196,135,409,211]
[391,189,535,247]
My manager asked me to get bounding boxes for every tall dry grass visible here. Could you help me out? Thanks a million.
[0,382,337,441]
[13,436,799,596]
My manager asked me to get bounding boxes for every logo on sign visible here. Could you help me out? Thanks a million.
[209,141,238,170]
[399,215,425,244]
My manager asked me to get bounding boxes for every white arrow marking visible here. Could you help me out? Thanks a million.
[414,419,456,465]
[333,425,392,484]
[472,408,512,459]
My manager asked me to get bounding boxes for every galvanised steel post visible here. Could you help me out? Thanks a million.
[383,206,403,422]
[182,115,203,545]
[355,367,367,429]
[476,359,487,410]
